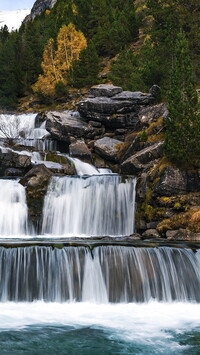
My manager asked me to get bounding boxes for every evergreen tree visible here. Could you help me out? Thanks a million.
[69,41,100,88]
[165,32,200,165]
[108,49,146,91]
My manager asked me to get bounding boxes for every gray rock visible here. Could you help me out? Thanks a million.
[20,164,53,229]
[113,91,154,105]
[24,0,57,23]
[121,142,164,174]
[94,137,122,162]
[69,140,92,163]
[153,167,187,196]
[78,97,134,116]
[139,103,167,125]
[149,85,161,98]
[45,111,94,142]
[0,151,32,174]
[166,228,200,241]
[142,229,160,239]
[89,84,123,97]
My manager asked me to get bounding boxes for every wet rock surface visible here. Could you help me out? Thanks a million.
[20,164,53,229]
[69,140,92,163]
[94,137,122,162]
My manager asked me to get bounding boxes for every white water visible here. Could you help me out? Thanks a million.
[0,180,28,236]
[69,156,112,175]
[42,176,136,237]
[0,113,56,151]
[0,301,199,349]
[0,246,199,303]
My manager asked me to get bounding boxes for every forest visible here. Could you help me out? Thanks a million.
[0,0,199,109]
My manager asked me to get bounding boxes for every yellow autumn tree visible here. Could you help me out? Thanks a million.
[55,23,87,82]
[32,24,87,97]
[32,38,60,96]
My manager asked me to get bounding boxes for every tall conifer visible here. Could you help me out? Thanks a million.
[165,31,200,165]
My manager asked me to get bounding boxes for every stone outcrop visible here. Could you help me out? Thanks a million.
[0,150,31,175]
[121,142,164,174]
[94,137,122,162]
[139,103,168,125]
[45,111,96,143]
[24,0,57,23]
[89,84,123,97]
[69,140,92,163]
[153,167,188,196]
[20,164,53,229]
[77,85,155,129]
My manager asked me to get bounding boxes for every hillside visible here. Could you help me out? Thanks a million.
[0,0,199,110]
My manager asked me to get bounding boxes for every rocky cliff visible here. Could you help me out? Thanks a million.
[24,0,57,22]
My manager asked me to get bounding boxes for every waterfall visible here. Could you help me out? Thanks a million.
[42,175,136,237]
[0,180,29,236]
[0,245,199,303]
[0,113,57,151]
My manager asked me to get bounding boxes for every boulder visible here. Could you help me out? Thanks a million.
[0,150,32,175]
[112,91,154,105]
[121,142,164,174]
[138,103,167,125]
[78,97,134,116]
[20,164,53,230]
[153,166,187,196]
[45,111,94,142]
[69,140,92,163]
[89,84,123,97]
[94,137,122,162]
[142,229,161,239]
[166,228,200,241]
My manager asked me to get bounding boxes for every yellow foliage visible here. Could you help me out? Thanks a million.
[45,10,51,15]
[190,210,200,223]
[55,23,87,80]
[32,24,87,96]
[72,3,78,15]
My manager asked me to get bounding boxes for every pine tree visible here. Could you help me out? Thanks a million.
[165,31,200,165]
[69,41,100,88]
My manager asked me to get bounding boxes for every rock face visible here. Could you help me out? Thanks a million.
[121,142,164,174]
[45,111,94,143]
[139,103,167,125]
[20,164,53,230]
[24,0,57,23]
[77,85,155,129]
[0,151,31,175]
[153,167,187,196]
[94,137,122,162]
[69,140,92,163]
[89,84,123,97]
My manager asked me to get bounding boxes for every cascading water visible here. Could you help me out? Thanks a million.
[0,113,200,353]
[42,175,136,237]
[0,113,57,151]
[0,180,29,236]
[0,246,200,303]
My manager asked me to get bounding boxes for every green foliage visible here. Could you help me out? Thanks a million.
[69,41,100,88]
[108,49,146,91]
[165,32,200,165]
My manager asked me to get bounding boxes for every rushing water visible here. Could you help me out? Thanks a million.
[42,175,136,237]
[0,245,199,303]
[0,113,200,353]
[0,180,29,236]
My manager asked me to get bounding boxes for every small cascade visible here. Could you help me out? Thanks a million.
[42,175,136,237]
[0,113,57,151]
[69,157,112,176]
[0,180,29,236]
[0,246,199,302]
